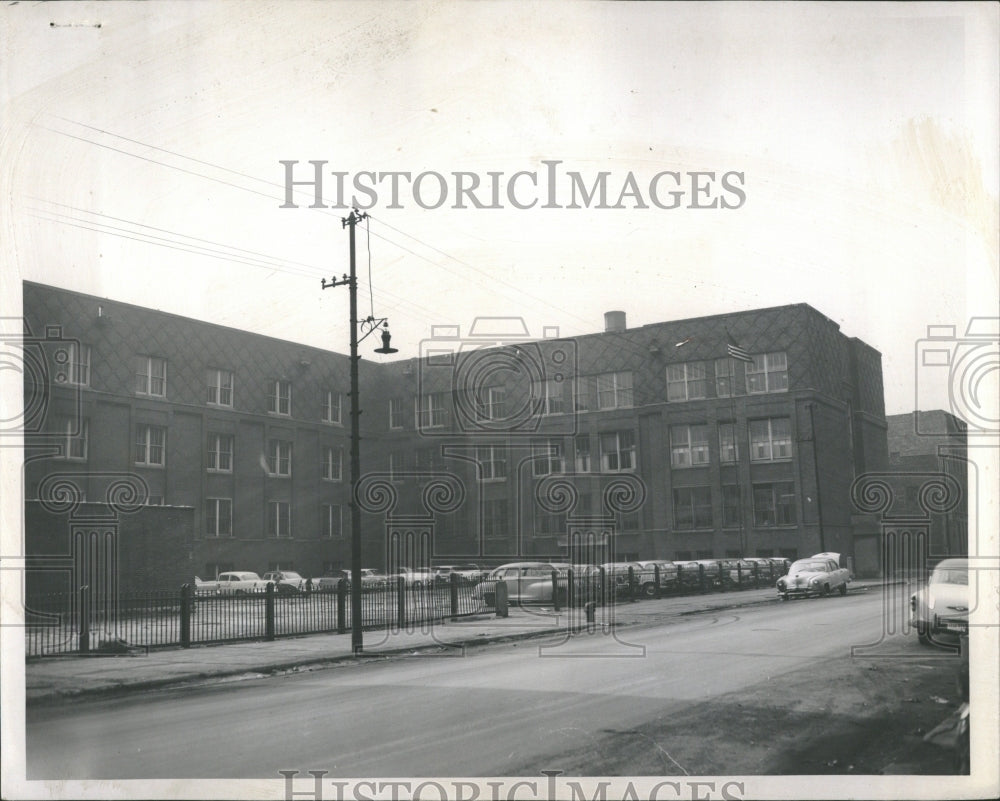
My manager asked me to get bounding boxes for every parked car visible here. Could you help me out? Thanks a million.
[673,561,706,590]
[636,560,679,595]
[472,562,570,606]
[776,553,851,599]
[693,559,727,589]
[600,562,657,597]
[386,567,437,589]
[194,571,266,596]
[433,564,486,585]
[315,568,385,593]
[910,557,969,644]
[719,559,756,588]
[262,570,310,594]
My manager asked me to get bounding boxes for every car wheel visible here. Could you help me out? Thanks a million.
[821,584,830,597]
[641,582,656,598]
[779,593,789,601]
[838,584,847,596]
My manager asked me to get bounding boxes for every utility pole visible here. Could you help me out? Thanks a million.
[807,401,826,553]
[322,208,396,656]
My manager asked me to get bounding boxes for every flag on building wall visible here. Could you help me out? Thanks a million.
[726,333,753,363]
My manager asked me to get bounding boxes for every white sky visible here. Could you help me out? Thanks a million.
[2,1,998,419]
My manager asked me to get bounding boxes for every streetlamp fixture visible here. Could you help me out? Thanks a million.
[322,209,397,654]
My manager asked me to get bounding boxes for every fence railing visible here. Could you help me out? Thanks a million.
[25,564,782,657]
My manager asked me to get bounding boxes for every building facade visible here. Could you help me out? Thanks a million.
[22,282,890,588]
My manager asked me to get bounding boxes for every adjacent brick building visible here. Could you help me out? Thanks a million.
[22,281,891,589]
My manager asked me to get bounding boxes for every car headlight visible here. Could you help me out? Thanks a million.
[810,578,820,585]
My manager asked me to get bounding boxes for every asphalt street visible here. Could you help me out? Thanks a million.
[26,590,905,779]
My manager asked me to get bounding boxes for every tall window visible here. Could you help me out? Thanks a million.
[477,446,507,481]
[134,424,165,466]
[670,424,710,467]
[573,376,591,412]
[476,387,506,421]
[54,417,88,460]
[322,446,342,481]
[267,501,291,537]
[267,439,292,476]
[672,486,713,530]
[753,482,796,527]
[323,391,342,424]
[746,352,788,394]
[534,379,565,415]
[268,380,292,415]
[715,358,736,398]
[574,435,591,472]
[482,498,508,538]
[207,434,233,471]
[749,418,792,461]
[535,509,564,535]
[416,392,447,428]
[666,362,707,401]
[719,422,738,463]
[389,451,409,482]
[136,356,167,396]
[599,430,635,472]
[721,484,741,527]
[532,438,564,477]
[596,371,633,409]
[68,343,91,386]
[389,398,404,429]
[323,504,343,538]
[206,498,233,537]
[207,369,233,406]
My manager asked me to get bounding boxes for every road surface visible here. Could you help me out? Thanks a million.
[26,590,926,778]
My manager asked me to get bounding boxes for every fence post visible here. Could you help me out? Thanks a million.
[78,584,90,654]
[676,564,684,595]
[495,580,508,618]
[718,563,725,591]
[265,583,275,641]
[567,568,575,609]
[450,573,459,621]
[654,564,661,599]
[699,564,707,593]
[599,566,607,607]
[551,570,561,612]
[337,579,347,634]
[627,566,636,602]
[397,576,406,628]
[736,564,743,591]
[180,584,192,648]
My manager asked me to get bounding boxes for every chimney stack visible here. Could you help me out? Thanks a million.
[604,310,626,333]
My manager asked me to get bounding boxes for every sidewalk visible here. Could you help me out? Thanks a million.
[24,580,891,705]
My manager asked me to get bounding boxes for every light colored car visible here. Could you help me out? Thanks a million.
[433,564,486,585]
[910,557,969,644]
[316,568,386,593]
[262,570,310,594]
[776,553,851,599]
[386,567,437,589]
[600,562,657,597]
[194,571,266,596]
[472,562,570,606]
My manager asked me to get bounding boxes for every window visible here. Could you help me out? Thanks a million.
[574,435,591,472]
[207,369,233,406]
[482,498,508,538]
[714,358,736,398]
[749,418,792,462]
[596,371,633,409]
[323,504,343,538]
[746,352,788,394]
[573,376,591,412]
[476,386,506,421]
[600,430,635,472]
[722,484,741,527]
[323,391,342,424]
[389,398,404,429]
[207,434,233,472]
[55,417,88,460]
[670,424,710,467]
[719,422,738,463]
[675,550,693,561]
[534,379,565,415]
[673,486,713,530]
[416,392,447,428]
[68,343,91,387]
[205,562,234,579]
[135,424,165,466]
[666,362,707,402]
[206,498,232,537]
[477,446,507,480]
[146,496,164,506]
[267,439,292,476]
[389,451,408,482]
[535,509,564,535]
[575,492,592,516]
[268,380,292,415]
[323,446,343,481]
[619,511,640,531]
[532,438,564,477]
[267,501,291,537]
[136,356,167,396]
[753,482,796,527]
[414,447,434,471]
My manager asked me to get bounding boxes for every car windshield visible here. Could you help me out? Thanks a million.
[790,560,827,573]
[932,567,968,585]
